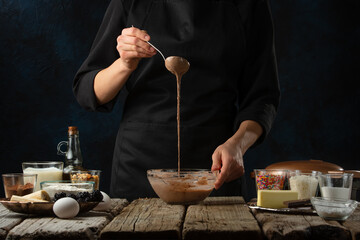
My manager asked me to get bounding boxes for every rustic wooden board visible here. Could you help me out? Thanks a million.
[252,208,352,240]
[341,206,360,240]
[0,204,26,240]
[100,198,185,240]
[202,196,245,205]
[94,198,129,218]
[183,196,262,240]
[6,199,128,240]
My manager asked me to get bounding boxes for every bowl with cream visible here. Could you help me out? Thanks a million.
[147,169,216,205]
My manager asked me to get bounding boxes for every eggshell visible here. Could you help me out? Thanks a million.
[93,191,111,211]
[53,197,80,218]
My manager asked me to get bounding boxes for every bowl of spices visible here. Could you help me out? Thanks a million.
[2,173,37,199]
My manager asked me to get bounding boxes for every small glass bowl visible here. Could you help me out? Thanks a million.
[311,197,358,221]
[254,169,288,191]
[2,173,37,198]
[147,169,216,205]
[70,170,101,190]
[289,170,320,199]
[40,180,94,200]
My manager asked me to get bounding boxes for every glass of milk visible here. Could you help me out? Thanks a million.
[319,173,354,200]
[22,161,63,191]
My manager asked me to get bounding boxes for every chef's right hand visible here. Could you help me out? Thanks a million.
[116,26,156,71]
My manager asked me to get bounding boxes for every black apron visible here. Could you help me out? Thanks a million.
[110,0,246,201]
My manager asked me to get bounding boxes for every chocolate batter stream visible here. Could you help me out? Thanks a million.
[165,56,190,175]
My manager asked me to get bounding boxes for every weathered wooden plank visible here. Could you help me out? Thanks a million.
[0,204,26,240]
[183,197,262,240]
[304,215,351,240]
[341,206,360,240]
[6,199,128,240]
[252,208,352,240]
[94,198,129,218]
[100,198,185,240]
[202,196,245,205]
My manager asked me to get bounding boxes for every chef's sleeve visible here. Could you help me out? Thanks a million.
[235,0,280,146]
[73,0,127,112]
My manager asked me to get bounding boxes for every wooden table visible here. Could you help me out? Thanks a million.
[0,197,359,240]
[0,199,128,240]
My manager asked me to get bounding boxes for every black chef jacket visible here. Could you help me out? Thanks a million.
[73,0,280,201]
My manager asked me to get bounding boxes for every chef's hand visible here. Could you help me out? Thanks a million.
[116,26,156,71]
[211,139,245,190]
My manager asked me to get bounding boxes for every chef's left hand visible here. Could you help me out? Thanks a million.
[211,139,245,190]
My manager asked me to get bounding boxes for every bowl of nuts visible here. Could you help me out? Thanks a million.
[70,170,101,190]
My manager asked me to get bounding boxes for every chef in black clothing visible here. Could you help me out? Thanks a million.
[73,0,280,201]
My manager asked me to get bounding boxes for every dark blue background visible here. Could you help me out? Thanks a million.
[1,0,359,199]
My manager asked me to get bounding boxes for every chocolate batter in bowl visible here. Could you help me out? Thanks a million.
[147,169,216,204]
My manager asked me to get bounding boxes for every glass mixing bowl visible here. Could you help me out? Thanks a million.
[147,169,216,205]
[311,197,358,221]
[40,180,94,200]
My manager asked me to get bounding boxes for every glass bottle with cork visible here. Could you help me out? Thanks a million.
[57,126,86,180]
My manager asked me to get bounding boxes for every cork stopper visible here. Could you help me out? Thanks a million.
[68,126,78,135]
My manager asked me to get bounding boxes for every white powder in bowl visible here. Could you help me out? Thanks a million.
[289,175,319,199]
[42,184,92,199]
[312,198,358,221]
[315,205,353,220]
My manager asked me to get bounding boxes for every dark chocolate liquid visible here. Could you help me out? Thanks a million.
[164,56,190,176]
[176,74,181,176]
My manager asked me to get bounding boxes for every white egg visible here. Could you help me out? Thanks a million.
[53,197,80,219]
[93,191,111,211]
